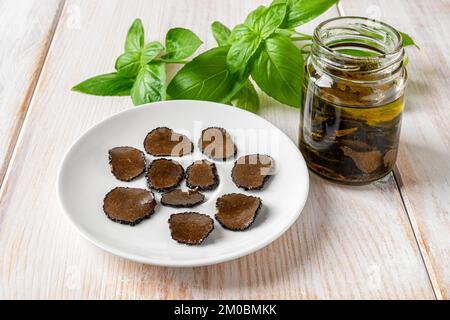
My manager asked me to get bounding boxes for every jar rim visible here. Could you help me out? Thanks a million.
[313,16,404,60]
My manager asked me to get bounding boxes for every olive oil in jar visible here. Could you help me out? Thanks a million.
[300,17,407,184]
[300,90,404,184]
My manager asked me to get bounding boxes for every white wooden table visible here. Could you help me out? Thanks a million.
[0,0,448,299]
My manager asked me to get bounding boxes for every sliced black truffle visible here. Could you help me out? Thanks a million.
[215,193,262,231]
[108,146,146,181]
[199,127,237,161]
[146,158,184,192]
[103,187,156,226]
[231,154,274,190]
[144,127,193,156]
[168,212,214,245]
[161,189,205,208]
[186,160,219,191]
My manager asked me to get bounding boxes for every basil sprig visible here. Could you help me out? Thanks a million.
[73,1,416,112]
[72,19,202,105]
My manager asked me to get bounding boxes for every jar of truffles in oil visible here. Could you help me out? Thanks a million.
[299,17,407,184]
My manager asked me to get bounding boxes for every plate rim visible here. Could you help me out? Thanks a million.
[57,99,309,267]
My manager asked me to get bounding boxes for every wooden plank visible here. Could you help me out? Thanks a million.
[340,0,449,300]
[0,0,434,299]
[0,0,64,187]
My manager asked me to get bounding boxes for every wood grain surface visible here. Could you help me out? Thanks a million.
[0,0,444,299]
[341,0,450,300]
[0,0,63,187]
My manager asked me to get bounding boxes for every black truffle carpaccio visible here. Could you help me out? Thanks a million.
[103,187,157,226]
[186,160,219,191]
[146,158,184,192]
[161,189,205,208]
[144,127,193,156]
[108,146,146,181]
[199,127,237,161]
[168,212,214,245]
[215,193,262,231]
[231,154,274,190]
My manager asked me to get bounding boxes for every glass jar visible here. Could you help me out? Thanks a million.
[299,17,407,185]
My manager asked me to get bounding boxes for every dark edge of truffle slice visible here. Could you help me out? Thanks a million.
[108,146,146,182]
[144,127,194,156]
[231,154,274,191]
[199,126,237,161]
[214,193,262,231]
[102,187,157,226]
[168,212,214,245]
[185,160,220,191]
[160,189,205,208]
[146,158,185,192]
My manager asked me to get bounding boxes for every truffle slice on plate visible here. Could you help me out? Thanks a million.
[146,158,184,192]
[108,146,146,181]
[103,187,156,226]
[199,127,236,161]
[215,193,262,231]
[161,189,205,208]
[168,212,214,245]
[144,127,193,156]
[186,160,219,191]
[231,154,274,190]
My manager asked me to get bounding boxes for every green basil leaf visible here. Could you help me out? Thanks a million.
[231,80,260,113]
[245,6,266,27]
[270,0,288,5]
[167,46,246,102]
[251,34,303,108]
[211,21,231,46]
[243,4,286,39]
[399,31,418,48]
[115,41,163,77]
[229,24,250,43]
[115,51,141,77]
[163,28,203,61]
[254,3,287,39]
[140,41,164,64]
[72,73,134,96]
[227,25,261,74]
[131,63,166,105]
[125,18,144,52]
[280,0,338,28]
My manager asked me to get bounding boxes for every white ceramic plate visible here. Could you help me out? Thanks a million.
[57,100,309,267]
